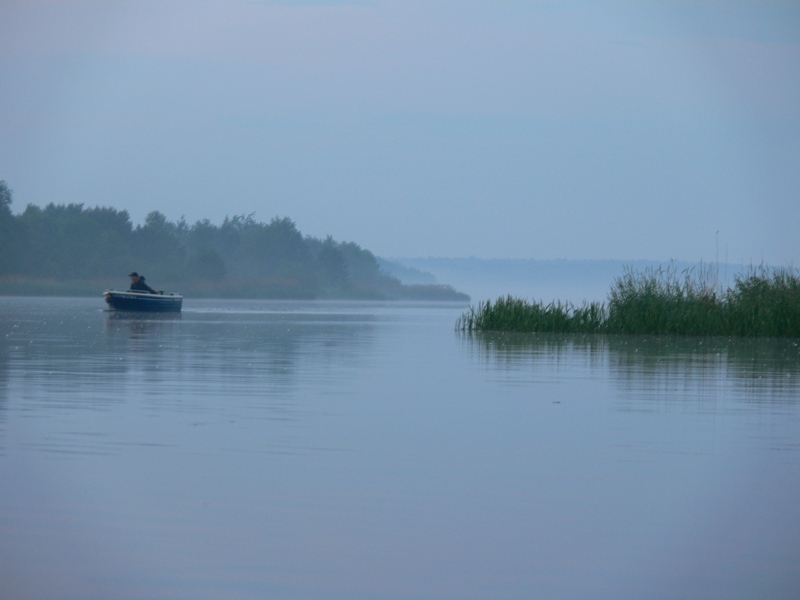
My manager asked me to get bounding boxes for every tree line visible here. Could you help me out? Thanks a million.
[0,180,467,300]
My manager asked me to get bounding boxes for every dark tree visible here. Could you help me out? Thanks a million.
[0,180,12,216]
[315,236,350,290]
[0,181,18,275]
[131,211,186,281]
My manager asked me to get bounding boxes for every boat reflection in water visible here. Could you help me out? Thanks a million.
[103,289,183,312]
[104,307,182,339]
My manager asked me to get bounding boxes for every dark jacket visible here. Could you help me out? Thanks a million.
[130,278,157,293]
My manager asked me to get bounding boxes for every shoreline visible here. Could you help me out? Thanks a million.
[0,276,470,302]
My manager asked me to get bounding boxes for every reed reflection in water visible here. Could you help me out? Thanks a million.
[0,297,799,600]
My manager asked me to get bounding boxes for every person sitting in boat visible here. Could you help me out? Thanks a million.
[129,272,157,293]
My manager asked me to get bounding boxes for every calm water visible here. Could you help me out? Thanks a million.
[1,297,799,600]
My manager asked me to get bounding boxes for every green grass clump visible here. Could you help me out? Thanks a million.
[605,264,726,335]
[455,296,606,333]
[457,265,800,337]
[726,268,800,336]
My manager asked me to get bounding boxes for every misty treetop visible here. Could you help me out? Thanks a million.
[0,180,467,300]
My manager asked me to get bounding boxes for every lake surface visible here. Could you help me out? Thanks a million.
[1,296,799,600]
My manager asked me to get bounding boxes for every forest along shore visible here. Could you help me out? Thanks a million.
[0,189,468,301]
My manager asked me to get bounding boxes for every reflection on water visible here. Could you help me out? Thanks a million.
[2,298,379,403]
[462,331,800,404]
[1,297,799,600]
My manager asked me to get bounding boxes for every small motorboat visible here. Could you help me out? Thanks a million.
[103,289,183,312]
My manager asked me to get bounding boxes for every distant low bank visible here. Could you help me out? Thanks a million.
[0,276,470,302]
[383,257,762,305]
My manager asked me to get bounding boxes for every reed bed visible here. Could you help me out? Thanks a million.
[456,265,800,337]
[456,296,606,333]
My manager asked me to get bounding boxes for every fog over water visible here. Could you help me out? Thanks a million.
[388,258,757,305]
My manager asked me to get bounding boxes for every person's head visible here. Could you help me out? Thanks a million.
[129,271,139,281]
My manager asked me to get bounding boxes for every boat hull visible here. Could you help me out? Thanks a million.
[103,290,183,312]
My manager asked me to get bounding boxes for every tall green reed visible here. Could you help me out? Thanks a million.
[726,267,800,336]
[456,295,606,333]
[605,263,726,335]
[457,264,800,337]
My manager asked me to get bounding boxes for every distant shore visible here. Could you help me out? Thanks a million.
[390,257,763,305]
[0,276,470,302]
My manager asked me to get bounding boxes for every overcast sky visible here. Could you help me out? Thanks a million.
[1,1,798,264]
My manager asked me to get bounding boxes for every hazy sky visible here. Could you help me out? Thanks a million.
[1,1,798,263]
